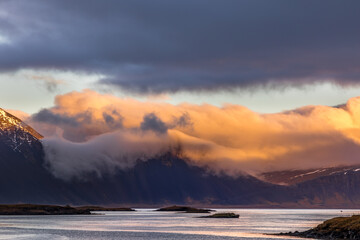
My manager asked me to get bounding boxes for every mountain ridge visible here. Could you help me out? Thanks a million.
[260,165,360,186]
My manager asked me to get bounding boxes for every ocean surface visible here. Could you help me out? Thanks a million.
[0,209,358,240]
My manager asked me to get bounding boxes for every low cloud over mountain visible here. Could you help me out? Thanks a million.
[27,90,360,179]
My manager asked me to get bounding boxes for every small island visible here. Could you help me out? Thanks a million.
[200,212,239,218]
[277,215,360,239]
[0,204,135,215]
[156,205,212,213]
[76,206,135,212]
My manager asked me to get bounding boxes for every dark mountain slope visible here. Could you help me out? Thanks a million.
[63,155,288,205]
[0,108,82,203]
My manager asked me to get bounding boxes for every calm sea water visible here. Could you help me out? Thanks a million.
[0,209,358,240]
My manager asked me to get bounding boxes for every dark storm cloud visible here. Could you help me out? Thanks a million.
[32,109,79,126]
[169,113,193,129]
[102,111,123,129]
[1,0,360,93]
[140,113,168,134]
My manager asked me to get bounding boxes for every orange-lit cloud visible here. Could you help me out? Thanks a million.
[30,90,360,179]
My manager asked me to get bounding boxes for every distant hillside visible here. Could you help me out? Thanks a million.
[260,166,360,185]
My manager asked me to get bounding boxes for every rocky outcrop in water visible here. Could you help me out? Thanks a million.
[157,205,212,213]
[200,212,239,218]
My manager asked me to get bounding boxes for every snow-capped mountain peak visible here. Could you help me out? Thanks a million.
[0,108,43,154]
[0,108,43,139]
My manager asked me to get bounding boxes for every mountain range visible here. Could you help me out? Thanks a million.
[1,108,360,208]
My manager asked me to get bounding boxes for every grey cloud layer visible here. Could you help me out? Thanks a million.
[1,0,360,93]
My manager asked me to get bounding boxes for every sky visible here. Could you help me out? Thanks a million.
[1,0,360,178]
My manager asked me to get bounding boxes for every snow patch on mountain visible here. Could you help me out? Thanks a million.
[0,108,43,153]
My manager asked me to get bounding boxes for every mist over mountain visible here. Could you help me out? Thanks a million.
[1,108,360,208]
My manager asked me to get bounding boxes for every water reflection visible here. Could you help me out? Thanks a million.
[0,209,357,240]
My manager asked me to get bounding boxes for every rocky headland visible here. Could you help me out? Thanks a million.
[277,215,360,239]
